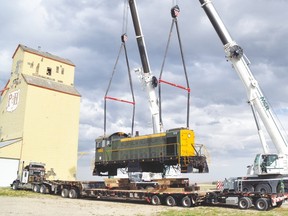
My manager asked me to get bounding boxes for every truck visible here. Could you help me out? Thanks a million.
[11,162,46,191]
[198,0,288,193]
[203,178,288,211]
[11,162,204,207]
[11,162,288,211]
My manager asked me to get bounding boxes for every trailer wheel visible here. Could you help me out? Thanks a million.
[33,185,40,193]
[166,196,176,206]
[181,196,191,207]
[255,184,271,193]
[238,197,252,209]
[61,188,69,198]
[151,195,161,205]
[40,185,47,194]
[255,198,269,211]
[68,188,78,199]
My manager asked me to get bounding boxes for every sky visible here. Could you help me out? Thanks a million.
[1,0,288,183]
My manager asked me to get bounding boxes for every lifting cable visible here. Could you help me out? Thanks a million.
[158,5,191,129]
[104,1,135,137]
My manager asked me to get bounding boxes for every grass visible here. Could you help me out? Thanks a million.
[0,187,55,198]
[158,206,288,216]
[0,187,35,197]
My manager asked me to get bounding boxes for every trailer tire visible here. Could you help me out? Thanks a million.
[33,184,40,193]
[181,196,192,207]
[61,188,69,198]
[40,185,47,194]
[238,197,252,209]
[255,184,271,193]
[69,188,78,199]
[255,198,269,211]
[166,196,176,206]
[151,195,161,205]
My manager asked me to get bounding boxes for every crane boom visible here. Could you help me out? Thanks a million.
[199,0,288,156]
[128,0,163,133]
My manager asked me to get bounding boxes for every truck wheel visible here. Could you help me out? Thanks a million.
[166,196,176,206]
[33,185,40,193]
[12,183,19,190]
[69,188,78,199]
[40,185,47,194]
[255,184,271,193]
[255,198,269,211]
[238,197,252,209]
[61,188,69,198]
[181,196,191,207]
[151,195,161,205]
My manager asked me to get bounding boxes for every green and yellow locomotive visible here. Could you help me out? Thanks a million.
[93,128,208,176]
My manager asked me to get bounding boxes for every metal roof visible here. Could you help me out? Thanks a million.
[13,44,75,66]
[23,74,81,97]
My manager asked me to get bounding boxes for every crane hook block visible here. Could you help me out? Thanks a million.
[152,76,158,88]
[121,33,128,43]
[171,5,180,18]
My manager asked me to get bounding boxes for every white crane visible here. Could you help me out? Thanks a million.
[128,0,163,134]
[198,0,288,176]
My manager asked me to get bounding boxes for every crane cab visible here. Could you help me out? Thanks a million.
[252,153,288,175]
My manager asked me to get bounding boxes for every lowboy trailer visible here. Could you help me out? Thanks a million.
[12,168,288,211]
[12,174,205,207]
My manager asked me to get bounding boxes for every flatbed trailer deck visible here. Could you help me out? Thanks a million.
[46,178,204,207]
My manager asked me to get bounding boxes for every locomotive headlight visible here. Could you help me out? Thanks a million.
[188,133,191,138]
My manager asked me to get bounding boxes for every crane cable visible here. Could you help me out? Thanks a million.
[171,0,179,7]
[159,5,191,129]
[122,0,129,34]
[104,0,135,137]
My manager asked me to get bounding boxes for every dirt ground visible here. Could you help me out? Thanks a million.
[0,196,176,216]
[1,195,287,216]
[1,196,288,216]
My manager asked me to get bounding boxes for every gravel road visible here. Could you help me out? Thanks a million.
[1,195,287,216]
[0,196,177,216]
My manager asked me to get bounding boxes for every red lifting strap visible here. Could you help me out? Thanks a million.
[159,79,190,93]
[105,96,135,105]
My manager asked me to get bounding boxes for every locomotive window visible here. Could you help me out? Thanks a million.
[96,140,108,148]
[166,136,177,156]
[167,137,177,144]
